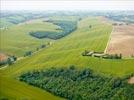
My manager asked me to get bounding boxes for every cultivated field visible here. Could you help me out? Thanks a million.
[106,24,134,57]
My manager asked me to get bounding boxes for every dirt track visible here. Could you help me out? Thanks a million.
[105,24,134,57]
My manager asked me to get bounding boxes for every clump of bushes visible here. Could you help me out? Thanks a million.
[82,50,122,59]
[24,51,32,57]
[7,55,17,65]
[36,44,46,51]
[24,44,46,57]
[103,53,122,59]
[0,55,17,66]
[19,66,134,100]
[29,20,77,39]
[40,44,46,48]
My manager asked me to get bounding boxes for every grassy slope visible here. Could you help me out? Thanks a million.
[0,17,134,100]
[0,18,14,28]
[0,15,26,28]
[0,19,60,57]
[0,76,63,100]
[48,16,80,21]
[0,14,34,28]
[2,17,134,77]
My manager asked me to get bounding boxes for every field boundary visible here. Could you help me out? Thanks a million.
[104,26,114,53]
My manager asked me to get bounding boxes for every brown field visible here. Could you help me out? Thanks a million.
[105,24,134,57]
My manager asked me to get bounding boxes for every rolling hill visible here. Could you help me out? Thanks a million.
[0,17,134,100]
[0,19,60,57]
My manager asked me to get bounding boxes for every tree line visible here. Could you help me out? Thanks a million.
[0,44,46,66]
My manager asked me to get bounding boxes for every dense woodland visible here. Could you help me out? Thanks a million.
[29,20,77,39]
[19,66,134,100]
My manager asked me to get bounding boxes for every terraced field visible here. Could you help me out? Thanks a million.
[0,17,134,100]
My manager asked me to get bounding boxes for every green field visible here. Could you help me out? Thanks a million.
[0,19,61,57]
[0,17,134,100]
[0,18,14,28]
[0,13,36,28]
[0,15,26,28]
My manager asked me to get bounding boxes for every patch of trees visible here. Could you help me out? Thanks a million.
[24,51,33,57]
[19,66,134,100]
[29,20,77,40]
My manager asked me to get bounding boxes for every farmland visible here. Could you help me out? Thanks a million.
[0,19,61,57]
[106,24,134,57]
[0,13,134,100]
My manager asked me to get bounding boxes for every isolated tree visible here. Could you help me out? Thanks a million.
[41,44,46,48]
[89,25,92,28]
[36,47,39,51]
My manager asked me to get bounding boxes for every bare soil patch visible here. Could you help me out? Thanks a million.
[0,53,8,62]
[106,24,134,57]
[128,77,134,84]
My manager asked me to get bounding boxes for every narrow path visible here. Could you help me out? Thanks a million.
[104,26,114,53]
